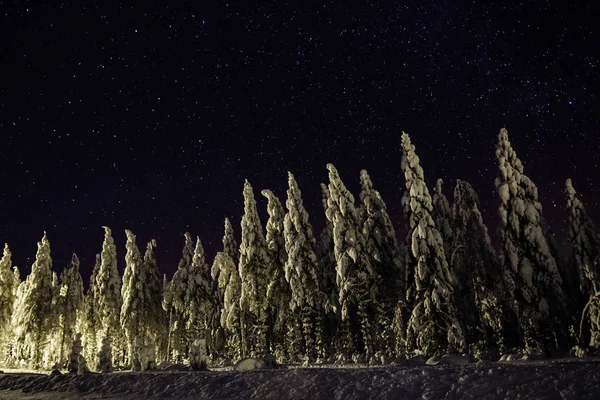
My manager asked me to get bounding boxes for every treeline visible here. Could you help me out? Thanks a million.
[0,128,598,371]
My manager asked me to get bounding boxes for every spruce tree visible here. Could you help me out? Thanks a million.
[452,180,512,355]
[95,227,123,365]
[283,173,325,361]
[399,133,464,357]
[166,232,194,360]
[141,239,165,355]
[261,189,291,358]
[211,218,238,336]
[12,232,55,367]
[359,169,404,356]
[56,253,84,367]
[80,254,101,368]
[495,128,568,352]
[216,252,242,360]
[326,163,380,358]
[0,244,16,354]
[238,179,270,357]
[120,229,145,363]
[566,178,600,347]
[185,238,217,352]
[316,183,340,357]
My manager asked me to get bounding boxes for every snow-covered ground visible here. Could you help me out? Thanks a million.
[0,358,599,399]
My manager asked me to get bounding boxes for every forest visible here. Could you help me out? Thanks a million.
[0,128,598,373]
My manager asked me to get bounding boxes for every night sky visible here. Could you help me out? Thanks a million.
[1,2,598,284]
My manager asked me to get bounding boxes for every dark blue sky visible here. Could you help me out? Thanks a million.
[1,1,598,284]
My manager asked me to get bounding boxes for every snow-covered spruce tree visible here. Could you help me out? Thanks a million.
[452,180,513,356]
[120,230,145,364]
[283,173,326,361]
[185,237,218,355]
[0,244,17,357]
[432,179,455,255]
[216,252,242,360]
[495,128,569,352]
[95,227,123,365]
[359,169,404,357]
[211,218,239,347]
[566,178,600,347]
[166,232,195,361]
[79,254,101,368]
[261,189,291,359]
[141,240,166,359]
[12,232,55,367]
[316,183,341,357]
[238,179,270,358]
[399,133,464,357]
[326,163,382,359]
[56,254,84,367]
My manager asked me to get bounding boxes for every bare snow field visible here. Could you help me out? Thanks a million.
[0,358,599,400]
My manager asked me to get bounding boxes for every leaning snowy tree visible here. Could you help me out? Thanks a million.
[56,253,84,367]
[165,232,195,361]
[283,173,326,361]
[261,189,291,359]
[0,244,17,358]
[326,163,382,359]
[95,227,123,365]
[399,133,464,357]
[452,180,514,356]
[238,180,271,358]
[12,232,55,367]
[495,128,569,353]
[565,178,600,348]
[359,169,404,357]
[216,252,242,360]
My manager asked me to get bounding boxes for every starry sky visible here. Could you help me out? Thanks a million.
[1,1,598,284]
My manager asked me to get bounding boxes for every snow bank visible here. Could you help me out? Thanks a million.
[0,359,599,400]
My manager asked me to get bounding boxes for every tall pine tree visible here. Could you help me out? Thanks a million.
[0,244,16,356]
[283,173,325,361]
[495,128,568,352]
[262,189,291,358]
[12,232,55,367]
[95,227,123,364]
[56,253,84,367]
[238,179,270,357]
[326,163,380,358]
[399,133,464,357]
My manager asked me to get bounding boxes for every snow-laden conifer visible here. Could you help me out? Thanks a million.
[566,178,600,347]
[316,183,341,358]
[80,254,101,367]
[283,173,325,361]
[95,227,122,363]
[452,180,512,355]
[56,253,84,367]
[399,133,464,357]
[261,189,291,358]
[359,169,404,356]
[12,232,55,367]
[238,179,270,357]
[121,231,163,364]
[0,244,16,353]
[326,163,380,358]
[185,237,217,353]
[166,232,194,361]
[216,252,242,360]
[495,128,568,352]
